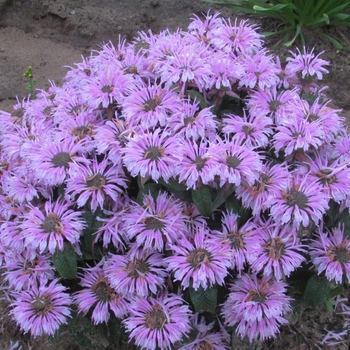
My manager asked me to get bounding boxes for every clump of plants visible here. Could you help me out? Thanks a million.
[202,0,350,47]
[1,11,350,350]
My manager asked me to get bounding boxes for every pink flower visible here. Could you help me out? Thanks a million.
[10,279,72,337]
[310,225,350,284]
[222,273,292,342]
[124,293,191,350]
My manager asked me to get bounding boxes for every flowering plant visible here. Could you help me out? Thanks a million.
[1,11,350,349]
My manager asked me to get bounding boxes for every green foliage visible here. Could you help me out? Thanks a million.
[302,274,330,308]
[52,242,78,279]
[201,0,350,47]
[189,284,218,313]
[192,185,213,217]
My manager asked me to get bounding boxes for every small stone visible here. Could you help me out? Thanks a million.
[70,10,76,15]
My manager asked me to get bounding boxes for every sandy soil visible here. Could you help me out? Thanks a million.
[1,1,350,349]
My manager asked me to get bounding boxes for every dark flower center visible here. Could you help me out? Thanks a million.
[144,216,165,232]
[184,116,194,126]
[268,100,282,112]
[41,212,63,234]
[43,106,53,117]
[32,295,53,315]
[263,237,285,260]
[71,125,94,139]
[308,113,319,122]
[101,85,114,94]
[125,259,150,278]
[194,156,206,171]
[68,104,85,115]
[11,107,25,123]
[227,231,244,250]
[327,244,350,264]
[286,189,308,209]
[246,290,266,304]
[125,66,139,75]
[92,279,111,303]
[144,305,167,330]
[143,95,161,112]
[316,168,336,186]
[51,151,72,169]
[226,155,241,169]
[196,341,215,350]
[187,248,211,269]
[242,124,255,136]
[143,146,164,161]
[86,173,106,190]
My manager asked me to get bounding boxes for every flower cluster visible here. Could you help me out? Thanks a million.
[1,11,350,349]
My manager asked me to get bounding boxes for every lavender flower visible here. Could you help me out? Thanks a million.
[105,248,167,298]
[245,219,306,280]
[20,198,86,254]
[124,293,191,350]
[74,262,128,324]
[310,225,350,284]
[166,225,231,290]
[10,279,72,337]
[222,273,292,342]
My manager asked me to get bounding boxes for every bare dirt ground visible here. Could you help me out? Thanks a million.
[1,1,350,349]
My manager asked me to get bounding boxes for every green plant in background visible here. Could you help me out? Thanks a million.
[201,0,350,47]
[23,65,36,99]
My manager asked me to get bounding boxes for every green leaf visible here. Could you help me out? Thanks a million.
[303,274,330,309]
[108,315,130,347]
[337,210,350,239]
[189,284,217,313]
[52,242,78,279]
[136,182,160,204]
[192,185,213,217]
[68,312,108,349]
[212,184,235,210]
[186,90,208,109]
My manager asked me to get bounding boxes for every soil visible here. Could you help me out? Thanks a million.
[0,1,350,349]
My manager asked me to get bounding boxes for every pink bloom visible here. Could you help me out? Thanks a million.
[124,293,191,350]
[105,248,167,298]
[20,199,86,254]
[310,225,350,284]
[222,274,292,342]
[245,219,306,280]
[166,225,231,290]
[10,279,72,337]
[74,262,128,324]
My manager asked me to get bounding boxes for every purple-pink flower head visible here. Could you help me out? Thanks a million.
[239,50,280,90]
[165,225,231,290]
[122,129,179,183]
[3,248,55,291]
[124,192,189,252]
[236,162,291,216]
[169,98,217,141]
[105,248,167,298]
[123,293,191,350]
[245,219,306,280]
[158,43,211,93]
[81,64,134,109]
[74,261,128,324]
[220,210,251,272]
[187,11,223,45]
[26,136,90,187]
[310,225,350,284]
[286,47,329,81]
[66,156,127,212]
[270,171,329,230]
[121,83,181,129]
[10,279,72,337]
[211,18,262,54]
[207,52,244,90]
[174,138,219,190]
[222,110,273,148]
[209,137,262,187]
[222,273,292,342]
[307,154,350,203]
[20,198,86,254]
[273,116,324,156]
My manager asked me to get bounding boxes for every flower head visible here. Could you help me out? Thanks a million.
[10,279,72,337]
[124,293,191,350]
